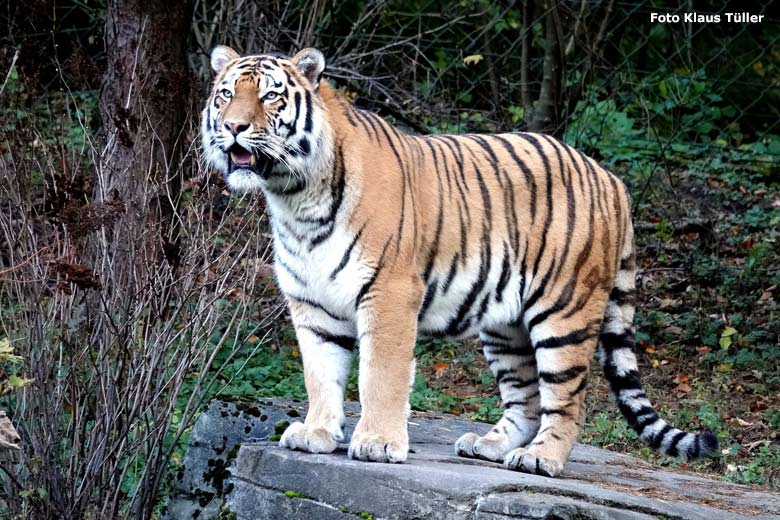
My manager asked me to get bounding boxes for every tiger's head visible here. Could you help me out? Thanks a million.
[201,46,332,193]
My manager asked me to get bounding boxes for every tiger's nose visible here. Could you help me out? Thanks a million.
[224,121,250,136]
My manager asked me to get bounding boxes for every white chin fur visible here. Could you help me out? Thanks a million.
[227,169,265,193]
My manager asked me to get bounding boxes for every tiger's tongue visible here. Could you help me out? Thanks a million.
[230,147,253,166]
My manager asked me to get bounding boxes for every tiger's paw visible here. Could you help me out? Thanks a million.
[279,421,339,454]
[503,447,564,477]
[454,431,511,462]
[348,428,408,463]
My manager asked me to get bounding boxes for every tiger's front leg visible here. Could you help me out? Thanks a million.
[280,299,354,454]
[348,271,422,463]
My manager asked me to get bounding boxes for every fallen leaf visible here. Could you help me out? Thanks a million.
[247,335,260,344]
[675,374,689,384]
[644,345,657,354]
[677,382,692,393]
[463,54,483,66]
[433,362,449,372]
[697,346,711,355]
[750,400,768,412]
[651,359,660,368]
[718,363,733,372]
[665,325,684,335]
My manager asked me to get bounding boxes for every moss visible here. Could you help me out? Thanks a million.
[283,490,309,499]
[193,489,215,508]
[357,513,374,520]
[270,420,290,441]
[274,421,290,434]
[216,506,237,520]
[226,443,241,462]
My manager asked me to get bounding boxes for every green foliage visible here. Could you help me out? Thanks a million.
[0,337,33,395]
[724,446,780,487]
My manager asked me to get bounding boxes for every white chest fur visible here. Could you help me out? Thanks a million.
[271,216,371,325]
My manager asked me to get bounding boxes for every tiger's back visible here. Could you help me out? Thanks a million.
[201,46,717,476]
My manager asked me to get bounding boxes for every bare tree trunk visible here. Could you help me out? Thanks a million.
[520,0,534,119]
[98,0,193,260]
[529,0,563,136]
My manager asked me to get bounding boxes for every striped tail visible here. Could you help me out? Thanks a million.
[598,225,718,460]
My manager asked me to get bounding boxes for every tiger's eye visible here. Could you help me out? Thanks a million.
[221,89,233,99]
[263,92,279,102]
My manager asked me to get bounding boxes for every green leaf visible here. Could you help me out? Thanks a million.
[7,374,33,388]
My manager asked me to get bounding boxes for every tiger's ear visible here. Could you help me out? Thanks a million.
[291,48,325,90]
[211,46,240,74]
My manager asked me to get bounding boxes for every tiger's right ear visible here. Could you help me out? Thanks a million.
[211,46,240,74]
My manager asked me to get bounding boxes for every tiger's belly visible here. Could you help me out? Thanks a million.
[273,224,525,340]
[417,256,525,339]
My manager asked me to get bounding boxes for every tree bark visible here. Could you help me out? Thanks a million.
[98,0,193,248]
[529,0,563,136]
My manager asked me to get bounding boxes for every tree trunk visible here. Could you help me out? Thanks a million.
[529,0,563,136]
[98,0,193,254]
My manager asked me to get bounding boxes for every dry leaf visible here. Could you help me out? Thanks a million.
[433,362,449,372]
[665,325,684,335]
[675,374,689,384]
[0,411,21,450]
[677,382,692,393]
[463,54,483,65]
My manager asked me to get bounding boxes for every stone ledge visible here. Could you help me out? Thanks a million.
[165,399,780,520]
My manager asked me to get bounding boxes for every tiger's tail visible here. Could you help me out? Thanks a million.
[598,222,718,460]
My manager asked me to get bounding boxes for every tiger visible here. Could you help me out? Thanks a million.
[200,45,718,477]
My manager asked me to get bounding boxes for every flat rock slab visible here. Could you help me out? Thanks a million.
[166,399,780,520]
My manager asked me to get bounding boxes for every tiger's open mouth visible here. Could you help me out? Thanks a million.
[228,143,276,178]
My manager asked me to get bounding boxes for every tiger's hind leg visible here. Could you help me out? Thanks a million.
[455,325,541,462]
[503,313,602,477]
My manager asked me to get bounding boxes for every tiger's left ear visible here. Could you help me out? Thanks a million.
[292,48,325,91]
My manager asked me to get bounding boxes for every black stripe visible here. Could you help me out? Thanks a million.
[481,329,511,341]
[494,135,536,224]
[418,278,438,320]
[441,253,459,293]
[666,431,688,457]
[354,238,392,310]
[539,407,569,417]
[526,279,575,332]
[649,424,673,449]
[330,224,366,280]
[286,294,348,322]
[303,90,313,133]
[534,326,597,350]
[609,287,635,306]
[538,365,587,384]
[300,325,355,351]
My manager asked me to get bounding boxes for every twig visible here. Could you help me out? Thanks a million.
[0,50,20,98]
[0,245,52,278]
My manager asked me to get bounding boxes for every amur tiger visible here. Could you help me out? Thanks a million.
[201,45,718,477]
